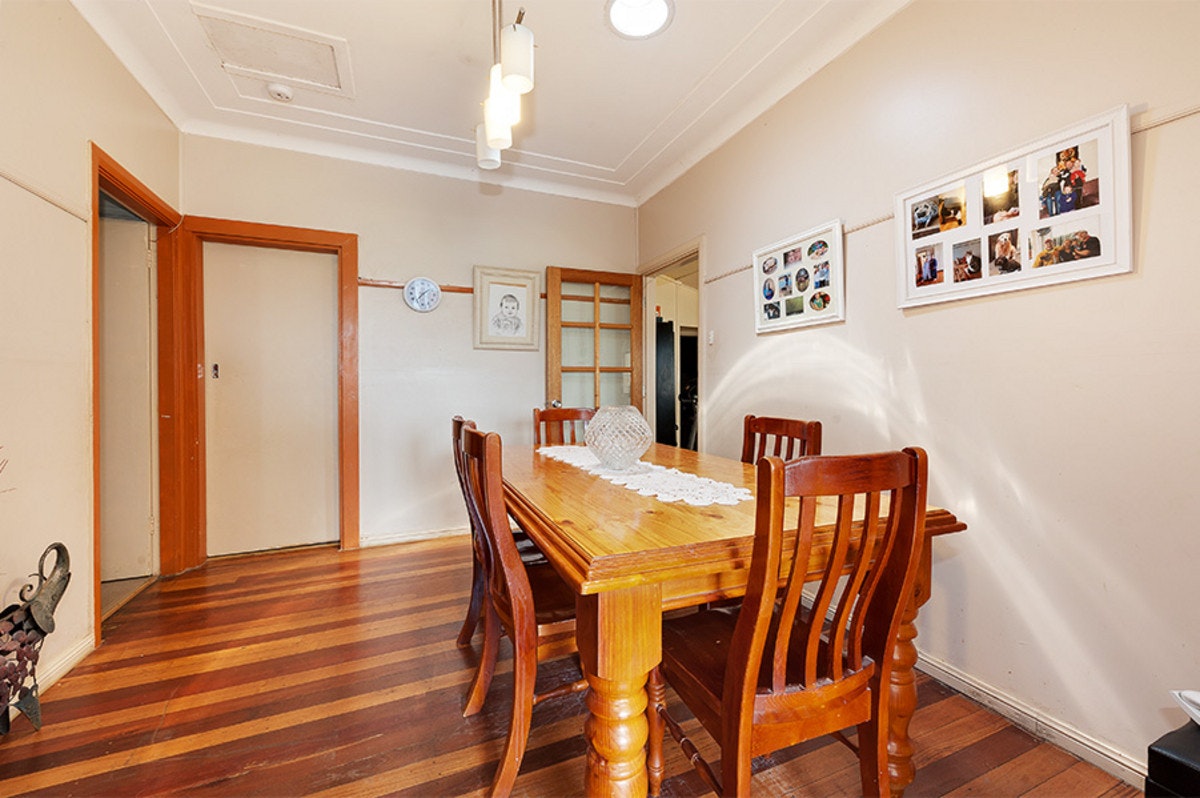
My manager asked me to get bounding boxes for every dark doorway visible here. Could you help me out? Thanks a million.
[678,330,698,451]
[655,317,676,445]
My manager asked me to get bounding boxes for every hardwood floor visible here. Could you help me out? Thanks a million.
[0,538,1139,797]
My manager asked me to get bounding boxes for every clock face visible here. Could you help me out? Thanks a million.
[404,277,441,312]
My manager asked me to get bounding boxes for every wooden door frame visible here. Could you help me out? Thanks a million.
[92,145,182,645]
[173,216,360,572]
[91,144,360,628]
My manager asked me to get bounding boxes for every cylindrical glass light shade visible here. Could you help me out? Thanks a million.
[476,123,500,170]
[489,64,520,127]
[484,97,512,150]
[500,22,534,94]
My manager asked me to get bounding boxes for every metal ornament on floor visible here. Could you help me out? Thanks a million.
[1,542,71,735]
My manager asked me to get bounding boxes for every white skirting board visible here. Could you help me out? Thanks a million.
[916,652,1145,787]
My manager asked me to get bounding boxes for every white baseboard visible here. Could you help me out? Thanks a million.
[360,526,469,548]
[917,651,1145,787]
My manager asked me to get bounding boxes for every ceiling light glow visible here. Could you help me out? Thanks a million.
[607,0,673,39]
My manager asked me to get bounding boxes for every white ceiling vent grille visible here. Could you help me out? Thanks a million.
[193,3,355,97]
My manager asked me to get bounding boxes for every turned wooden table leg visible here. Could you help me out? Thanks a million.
[576,584,662,798]
[888,541,935,797]
[888,599,920,797]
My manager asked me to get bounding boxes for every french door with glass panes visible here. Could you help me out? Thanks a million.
[545,267,643,411]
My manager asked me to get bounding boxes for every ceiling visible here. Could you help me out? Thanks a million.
[73,0,907,207]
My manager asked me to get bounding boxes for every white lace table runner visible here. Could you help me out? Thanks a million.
[537,446,752,507]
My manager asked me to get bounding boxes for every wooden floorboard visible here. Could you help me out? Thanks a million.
[0,537,1139,796]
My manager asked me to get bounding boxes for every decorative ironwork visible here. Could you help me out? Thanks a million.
[1,542,71,735]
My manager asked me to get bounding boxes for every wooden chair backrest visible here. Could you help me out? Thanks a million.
[533,406,595,445]
[459,426,535,648]
[730,449,927,725]
[740,414,822,463]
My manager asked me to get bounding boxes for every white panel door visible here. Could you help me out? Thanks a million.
[203,242,338,556]
[99,216,156,580]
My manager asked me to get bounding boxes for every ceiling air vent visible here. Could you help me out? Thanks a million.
[192,2,355,97]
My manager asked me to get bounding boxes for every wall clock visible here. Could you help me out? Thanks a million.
[403,276,442,312]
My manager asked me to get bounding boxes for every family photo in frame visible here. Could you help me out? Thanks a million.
[895,106,1132,308]
[753,220,845,333]
[473,266,540,350]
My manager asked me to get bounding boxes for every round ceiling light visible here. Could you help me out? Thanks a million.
[606,0,674,39]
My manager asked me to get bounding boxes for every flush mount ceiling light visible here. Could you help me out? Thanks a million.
[606,0,674,39]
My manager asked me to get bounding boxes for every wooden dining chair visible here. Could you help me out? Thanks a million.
[532,406,595,445]
[452,416,543,648]
[647,447,929,797]
[459,425,588,797]
[740,413,822,463]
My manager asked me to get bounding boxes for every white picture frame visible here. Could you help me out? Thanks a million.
[895,105,1132,308]
[473,266,540,350]
[753,219,845,334]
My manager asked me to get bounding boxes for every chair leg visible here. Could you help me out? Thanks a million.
[489,641,538,797]
[722,727,753,798]
[856,717,890,798]
[463,602,500,717]
[647,667,666,797]
[457,553,486,646]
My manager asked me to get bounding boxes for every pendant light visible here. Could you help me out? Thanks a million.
[476,1,533,170]
[501,9,534,94]
[476,123,501,170]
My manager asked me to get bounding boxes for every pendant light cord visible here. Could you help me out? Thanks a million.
[492,0,500,64]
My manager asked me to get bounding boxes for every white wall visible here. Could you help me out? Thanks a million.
[638,0,1200,781]
[0,0,179,685]
[182,136,637,545]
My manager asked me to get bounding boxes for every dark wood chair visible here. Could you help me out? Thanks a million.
[740,413,822,463]
[532,406,595,445]
[648,448,929,797]
[452,416,542,648]
[459,425,587,796]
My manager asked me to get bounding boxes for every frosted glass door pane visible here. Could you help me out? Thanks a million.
[600,372,632,407]
[599,302,631,325]
[562,295,594,323]
[563,373,594,408]
[562,328,594,367]
[599,328,631,367]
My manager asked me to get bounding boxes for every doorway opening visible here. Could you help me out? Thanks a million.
[646,252,700,450]
[98,192,158,619]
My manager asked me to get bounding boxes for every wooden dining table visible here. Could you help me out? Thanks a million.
[502,443,965,797]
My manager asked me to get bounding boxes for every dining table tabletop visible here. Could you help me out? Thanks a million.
[502,442,965,797]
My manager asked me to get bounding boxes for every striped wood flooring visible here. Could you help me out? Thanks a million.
[0,537,1140,796]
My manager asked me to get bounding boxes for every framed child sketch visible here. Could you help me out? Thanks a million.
[895,105,1132,308]
[473,266,540,350]
[753,219,845,334]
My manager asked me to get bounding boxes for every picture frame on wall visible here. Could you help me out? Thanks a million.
[895,105,1132,308]
[473,266,540,350]
[753,219,845,334]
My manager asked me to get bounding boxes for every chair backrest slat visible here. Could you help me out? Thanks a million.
[732,448,928,706]
[741,414,822,464]
[533,406,595,445]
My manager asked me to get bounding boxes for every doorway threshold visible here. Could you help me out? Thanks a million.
[100,576,155,621]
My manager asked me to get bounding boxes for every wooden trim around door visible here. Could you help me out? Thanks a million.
[91,144,182,645]
[178,217,360,560]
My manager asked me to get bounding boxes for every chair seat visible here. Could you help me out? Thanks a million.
[662,605,876,734]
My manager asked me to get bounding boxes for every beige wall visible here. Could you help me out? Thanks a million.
[182,136,637,544]
[638,0,1200,780]
[0,0,179,683]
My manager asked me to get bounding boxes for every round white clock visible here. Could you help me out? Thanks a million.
[403,276,442,312]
